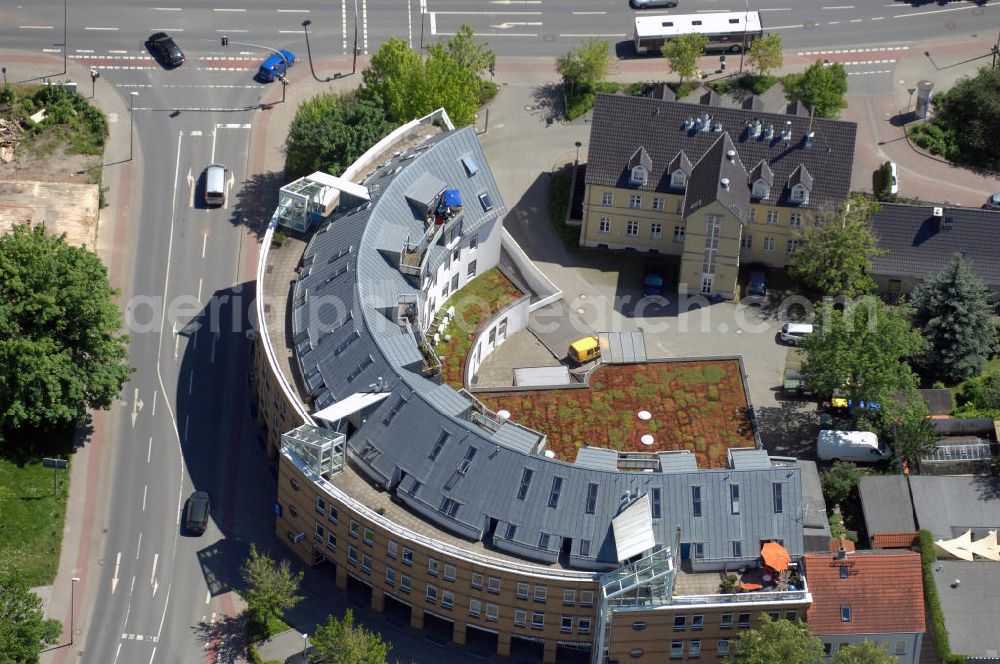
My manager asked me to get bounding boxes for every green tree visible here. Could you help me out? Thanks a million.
[801,297,927,406]
[726,615,824,664]
[311,609,390,664]
[663,33,708,85]
[0,573,62,663]
[363,38,481,127]
[284,91,395,181]
[932,66,1000,169]
[879,393,938,467]
[746,33,783,77]
[785,60,848,118]
[240,544,303,633]
[956,373,1000,419]
[820,461,865,508]
[911,255,996,384]
[873,161,893,201]
[0,224,132,433]
[555,38,612,95]
[832,639,896,664]
[787,198,885,298]
[446,24,495,75]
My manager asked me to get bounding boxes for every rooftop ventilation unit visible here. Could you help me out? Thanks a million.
[764,123,774,139]
[721,177,730,189]
[699,113,711,133]
[781,120,793,142]
[752,119,762,138]
[713,121,723,132]
[932,207,944,217]
[804,130,815,148]
[683,116,695,130]
[726,149,736,161]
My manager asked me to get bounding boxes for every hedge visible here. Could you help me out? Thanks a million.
[918,529,966,664]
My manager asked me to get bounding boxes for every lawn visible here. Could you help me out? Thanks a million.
[478,359,755,467]
[433,268,524,389]
[0,456,71,585]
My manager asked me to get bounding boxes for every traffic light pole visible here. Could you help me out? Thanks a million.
[221,37,289,103]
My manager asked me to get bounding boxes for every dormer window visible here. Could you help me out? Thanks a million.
[790,184,810,204]
[752,180,769,199]
[671,170,687,189]
[630,165,648,186]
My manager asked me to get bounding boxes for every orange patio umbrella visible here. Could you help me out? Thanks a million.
[761,542,791,572]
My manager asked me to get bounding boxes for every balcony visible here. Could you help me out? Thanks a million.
[671,562,809,606]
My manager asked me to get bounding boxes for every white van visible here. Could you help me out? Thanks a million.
[780,322,813,345]
[817,430,892,463]
[205,164,227,207]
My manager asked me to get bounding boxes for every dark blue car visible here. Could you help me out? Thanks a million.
[256,49,296,82]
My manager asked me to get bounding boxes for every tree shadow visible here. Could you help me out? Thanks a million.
[754,401,820,459]
[192,612,246,664]
[530,82,564,123]
[0,417,93,466]
[971,475,1000,501]
[231,170,287,240]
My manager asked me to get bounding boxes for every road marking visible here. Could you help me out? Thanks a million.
[153,7,182,10]
[572,11,606,15]
[114,643,121,664]
[155,583,171,641]
[408,0,413,48]
[197,278,202,303]
[768,24,804,30]
[429,11,437,35]
[206,590,211,604]
[432,10,541,13]
[872,16,884,20]
[362,0,368,53]
[131,387,143,428]
[43,48,62,53]
[85,26,119,31]
[173,321,180,361]
[218,123,252,128]
[110,49,128,53]
[491,21,542,28]
[828,20,840,24]
[151,553,159,585]
[147,436,152,463]
[822,4,854,8]
[278,29,301,33]
[202,233,208,258]
[112,552,121,594]
[20,25,54,29]
[151,390,157,417]
[849,18,862,22]
[147,647,156,664]
[848,69,892,76]
[176,486,183,525]
[342,0,347,53]
[798,46,907,55]
[491,0,541,3]
[189,130,202,136]
[758,7,791,10]
[136,532,142,559]
[76,49,94,53]
[142,485,148,511]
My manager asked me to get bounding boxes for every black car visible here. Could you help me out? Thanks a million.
[184,490,210,535]
[147,32,185,67]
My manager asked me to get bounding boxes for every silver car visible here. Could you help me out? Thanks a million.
[630,0,679,8]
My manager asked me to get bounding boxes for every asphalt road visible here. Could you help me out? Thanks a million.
[4,0,997,663]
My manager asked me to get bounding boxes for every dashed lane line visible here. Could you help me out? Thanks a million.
[798,46,908,55]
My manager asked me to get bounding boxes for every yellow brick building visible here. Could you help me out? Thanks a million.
[580,94,858,298]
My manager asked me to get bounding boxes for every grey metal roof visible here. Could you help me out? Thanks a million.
[868,203,1000,287]
[728,448,771,470]
[575,447,620,471]
[585,94,856,211]
[908,475,1000,539]
[932,417,995,437]
[598,331,647,364]
[657,451,698,473]
[291,125,805,569]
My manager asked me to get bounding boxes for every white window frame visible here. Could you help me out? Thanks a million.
[442,590,454,610]
[563,589,576,606]
[427,558,439,576]
[533,585,547,602]
[469,598,482,617]
[531,612,545,630]
[766,210,779,225]
[601,191,613,206]
[629,194,642,209]
[485,603,499,622]
[763,236,775,251]
[651,222,662,240]
[517,582,529,600]
[471,572,484,589]
[443,564,456,581]
[578,618,592,634]
[514,609,527,627]
[487,577,501,594]
[598,218,611,234]
[387,540,398,559]
[560,616,573,633]
[671,170,687,188]
[425,584,437,604]
[385,566,396,585]
[626,220,639,236]
[652,197,664,211]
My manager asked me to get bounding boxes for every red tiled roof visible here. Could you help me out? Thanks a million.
[872,532,919,550]
[804,551,926,635]
[827,539,856,553]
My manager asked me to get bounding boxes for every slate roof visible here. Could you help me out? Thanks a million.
[683,133,750,221]
[289,125,805,569]
[585,94,856,210]
[804,550,925,635]
[869,203,1000,287]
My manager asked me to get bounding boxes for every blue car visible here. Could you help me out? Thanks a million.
[256,49,296,82]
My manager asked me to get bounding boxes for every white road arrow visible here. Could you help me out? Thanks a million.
[490,21,542,28]
[111,551,121,594]
[186,167,194,208]
[130,388,144,428]
[173,321,180,361]
[224,171,235,210]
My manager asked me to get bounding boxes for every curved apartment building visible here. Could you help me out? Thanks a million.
[254,110,812,663]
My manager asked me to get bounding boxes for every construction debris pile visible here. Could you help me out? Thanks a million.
[0,118,24,163]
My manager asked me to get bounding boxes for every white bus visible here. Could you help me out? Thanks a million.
[634,11,763,55]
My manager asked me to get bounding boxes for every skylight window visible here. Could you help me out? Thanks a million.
[548,476,563,508]
[585,483,599,515]
[517,468,533,500]
[479,192,494,212]
[429,430,450,461]
[461,155,479,176]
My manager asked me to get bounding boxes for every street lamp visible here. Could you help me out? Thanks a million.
[2,67,6,87]
[302,632,308,661]
[89,68,99,99]
[574,140,582,164]
[221,37,289,103]
[63,0,68,75]
[738,0,750,74]
[129,91,137,161]
[352,0,360,75]
[70,577,80,646]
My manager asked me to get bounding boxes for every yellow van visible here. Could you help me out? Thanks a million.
[568,336,600,364]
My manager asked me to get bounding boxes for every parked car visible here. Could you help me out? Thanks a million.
[987,193,1000,210]
[184,491,211,535]
[889,161,899,194]
[147,32,185,67]
[746,269,767,300]
[779,322,813,345]
[643,271,664,297]
[256,49,296,82]
[568,336,600,364]
[630,0,679,8]
[817,430,892,463]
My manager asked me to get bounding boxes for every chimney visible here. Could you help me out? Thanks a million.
[700,113,711,133]
[713,121,723,132]
[781,120,793,142]
[804,130,815,148]
[726,149,736,161]
[684,116,695,130]
[932,206,944,217]
[764,123,774,139]
[752,119,762,138]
